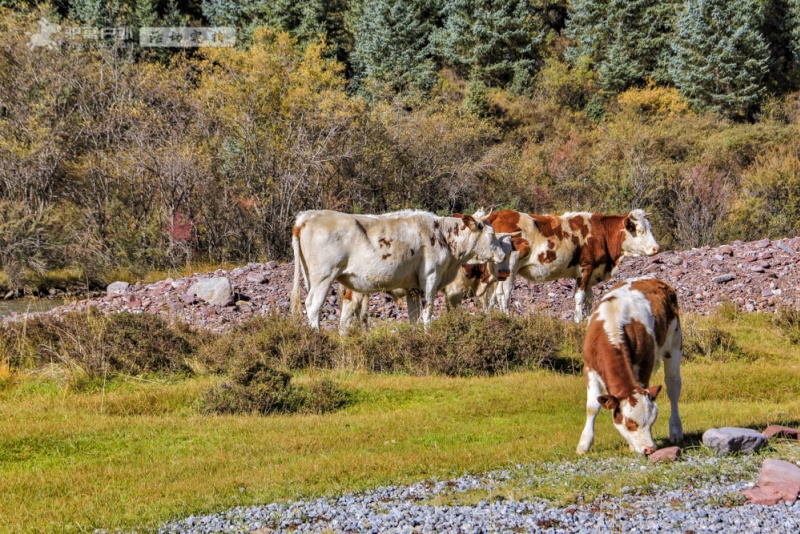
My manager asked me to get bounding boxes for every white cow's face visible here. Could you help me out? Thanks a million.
[484,233,514,281]
[599,385,661,455]
[461,214,506,265]
[622,210,659,257]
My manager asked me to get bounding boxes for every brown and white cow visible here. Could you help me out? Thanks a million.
[576,277,683,455]
[485,209,659,321]
[337,234,516,334]
[291,209,507,330]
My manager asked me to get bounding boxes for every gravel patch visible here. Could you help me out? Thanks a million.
[156,454,800,533]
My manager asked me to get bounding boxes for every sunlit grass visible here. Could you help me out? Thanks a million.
[0,312,798,532]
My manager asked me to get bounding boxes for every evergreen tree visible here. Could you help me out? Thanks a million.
[433,0,543,88]
[351,0,439,95]
[69,0,107,25]
[566,0,679,91]
[669,0,770,119]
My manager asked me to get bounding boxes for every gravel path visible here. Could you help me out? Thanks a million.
[157,454,800,533]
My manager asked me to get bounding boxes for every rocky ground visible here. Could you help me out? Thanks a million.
[157,454,800,534]
[10,236,800,332]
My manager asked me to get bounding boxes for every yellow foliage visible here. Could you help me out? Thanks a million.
[617,82,689,118]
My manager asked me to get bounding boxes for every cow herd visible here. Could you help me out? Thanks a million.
[290,208,682,456]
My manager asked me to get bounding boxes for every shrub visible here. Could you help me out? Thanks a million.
[199,360,348,415]
[0,310,200,384]
[681,316,743,362]
[774,307,800,344]
[347,311,576,376]
[197,314,339,373]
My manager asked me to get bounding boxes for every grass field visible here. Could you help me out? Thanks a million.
[1,311,799,532]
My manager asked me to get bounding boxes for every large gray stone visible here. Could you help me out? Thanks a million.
[106,281,130,296]
[187,277,234,306]
[702,427,766,455]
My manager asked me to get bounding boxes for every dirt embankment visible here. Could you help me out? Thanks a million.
[9,237,800,333]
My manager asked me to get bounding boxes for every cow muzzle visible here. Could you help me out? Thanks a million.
[497,268,510,281]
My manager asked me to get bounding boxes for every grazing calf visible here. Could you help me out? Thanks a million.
[485,209,659,321]
[576,277,683,455]
[291,209,507,329]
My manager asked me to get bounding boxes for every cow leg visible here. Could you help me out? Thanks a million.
[406,290,421,325]
[574,273,592,322]
[664,330,684,444]
[494,273,515,314]
[577,374,603,454]
[420,277,438,328]
[305,276,335,331]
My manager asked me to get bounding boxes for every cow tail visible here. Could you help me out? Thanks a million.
[290,224,305,319]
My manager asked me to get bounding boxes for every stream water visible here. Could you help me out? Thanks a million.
[0,298,67,318]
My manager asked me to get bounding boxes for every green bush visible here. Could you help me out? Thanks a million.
[0,310,201,382]
[198,361,348,415]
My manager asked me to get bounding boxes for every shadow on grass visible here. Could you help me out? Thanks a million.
[542,356,583,376]
[656,420,800,450]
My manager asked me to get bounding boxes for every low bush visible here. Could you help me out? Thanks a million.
[774,307,800,344]
[346,311,581,376]
[681,317,744,362]
[199,360,348,415]
[197,314,339,373]
[0,310,202,385]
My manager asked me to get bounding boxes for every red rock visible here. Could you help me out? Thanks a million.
[718,245,733,255]
[765,482,800,503]
[763,425,800,440]
[758,459,800,488]
[648,446,680,463]
[743,487,784,505]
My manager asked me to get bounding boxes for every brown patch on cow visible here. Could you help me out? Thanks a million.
[613,409,624,425]
[625,418,640,431]
[453,224,459,236]
[382,253,391,259]
[434,221,440,230]
[292,223,305,238]
[532,215,564,240]
[344,289,353,301]
[575,214,628,288]
[462,264,491,284]
[512,236,530,259]
[538,249,557,264]
[430,235,436,246]
[485,210,521,234]
[548,239,555,250]
[629,278,680,348]
[379,237,392,247]
[584,318,643,404]
[410,249,415,256]
[568,215,590,239]
[623,318,655,387]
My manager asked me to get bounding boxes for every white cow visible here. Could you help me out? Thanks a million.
[291,209,507,329]
[337,232,515,334]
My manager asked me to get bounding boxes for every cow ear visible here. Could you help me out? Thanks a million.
[597,395,619,410]
[647,385,662,400]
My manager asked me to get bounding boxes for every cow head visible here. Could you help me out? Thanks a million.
[598,384,662,455]
[621,209,659,257]
[454,213,506,265]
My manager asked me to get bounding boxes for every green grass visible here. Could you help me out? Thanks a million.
[1,312,799,532]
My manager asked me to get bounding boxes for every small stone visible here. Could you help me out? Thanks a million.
[106,281,130,296]
[718,245,733,256]
[246,272,268,284]
[702,427,767,455]
[763,425,800,440]
[758,458,800,488]
[712,273,735,284]
[755,238,771,248]
[749,266,765,273]
[744,255,758,262]
[266,261,278,269]
[670,269,684,278]
[777,243,795,254]
[648,446,680,463]
[188,277,234,307]
[743,487,784,506]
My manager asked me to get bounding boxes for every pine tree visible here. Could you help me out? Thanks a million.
[566,0,679,91]
[669,0,770,119]
[351,0,439,95]
[69,0,107,26]
[433,0,543,88]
